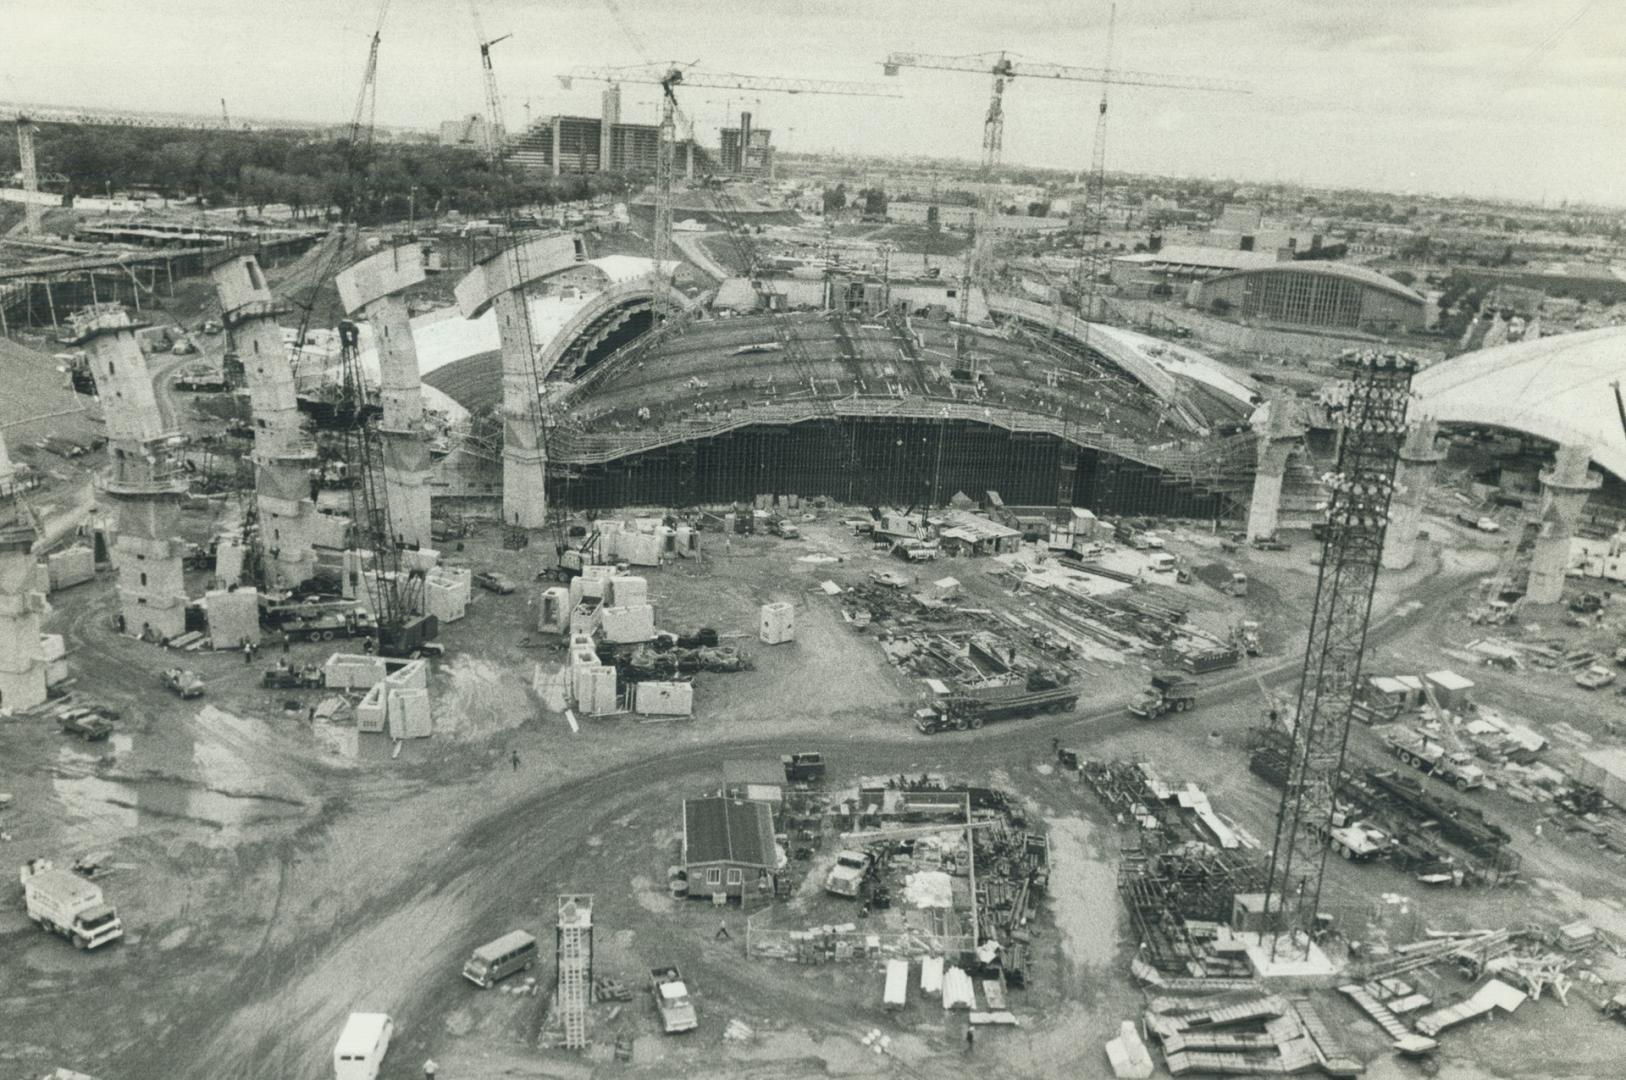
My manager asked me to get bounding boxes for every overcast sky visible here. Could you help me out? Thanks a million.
[6,0,1622,205]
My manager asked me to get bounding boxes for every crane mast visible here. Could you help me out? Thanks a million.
[469,2,511,163]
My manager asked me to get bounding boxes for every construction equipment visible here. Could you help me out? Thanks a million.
[881,47,1249,367]
[468,1,510,163]
[823,850,873,898]
[781,752,825,785]
[1127,671,1198,720]
[20,858,123,950]
[261,661,325,690]
[1258,351,1417,958]
[914,671,1079,733]
[1379,726,1486,791]
[650,966,697,1033]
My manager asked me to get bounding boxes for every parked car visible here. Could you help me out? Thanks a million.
[1575,666,1617,690]
[160,668,205,699]
[473,571,517,595]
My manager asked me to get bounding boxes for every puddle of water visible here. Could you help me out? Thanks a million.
[1044,814,1120,972]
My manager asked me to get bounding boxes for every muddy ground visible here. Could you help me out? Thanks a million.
[3,387,1626,1078]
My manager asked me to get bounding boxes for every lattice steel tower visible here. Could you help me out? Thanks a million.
[1259,350,1417,959]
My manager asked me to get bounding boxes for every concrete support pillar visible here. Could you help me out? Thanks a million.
[0,431,47,711]
[599,86,620,173]
[336,246,433,549]
[1526,442,1601,604]
[493,288,549,529]
[551,117,562,177]
[1538,443,1602,526]
[17,120,42,238]
[72,305,189,639]
[1526,507,1571,605]
[1382,417,1445,571]
[209,256,320,591]
[454,235,585,533]
[1247,399,1303,541]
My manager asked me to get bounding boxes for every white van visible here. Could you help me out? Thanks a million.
[334,1012,393,1080]
[463,930,539,988]
[1148,552,1177,573]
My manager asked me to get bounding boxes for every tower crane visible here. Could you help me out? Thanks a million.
[558,64,900,351]
[881,48,1249,371]
[468,2,511,164]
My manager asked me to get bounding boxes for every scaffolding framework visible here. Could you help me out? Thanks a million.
[1259,350,1416,958]
[556,894,593,1050]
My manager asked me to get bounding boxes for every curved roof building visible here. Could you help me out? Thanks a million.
[1192,261,1426,333]
[1413,326,1626,481]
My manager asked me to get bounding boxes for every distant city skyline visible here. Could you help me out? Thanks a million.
[6,0,1622,206]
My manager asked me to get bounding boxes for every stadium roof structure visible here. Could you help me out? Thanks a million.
[1413,326,1626,481]
[1201,260,1425,304]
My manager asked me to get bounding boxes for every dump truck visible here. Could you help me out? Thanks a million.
[20,859,123,950]
[1380,727,1486,791]
[1128,672,1199,720]
[650,967,698,1033]
[160,668,205,699]
[823,850,872,898]
[913,672,1079,733]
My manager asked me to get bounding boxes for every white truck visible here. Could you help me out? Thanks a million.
[823,850,872,898]
[1380,728,1487,791]
[650,967,698,1033]
[333,1012,393,1080]
[1322,811,1391,862]
[20,859,123,950]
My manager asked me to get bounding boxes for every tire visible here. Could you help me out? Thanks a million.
[1340,845,1354,860]
[969,715,984,730]
[955,717,968,731]
[321,630,336,642]
[1455,777,1469,791]
[74,935,87,950]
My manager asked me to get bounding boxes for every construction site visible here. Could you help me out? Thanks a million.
[4,4,1626,1080]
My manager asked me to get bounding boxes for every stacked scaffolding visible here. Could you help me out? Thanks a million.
[0,430,47,710]
[72,305,190,639]
[556,894,593,1050]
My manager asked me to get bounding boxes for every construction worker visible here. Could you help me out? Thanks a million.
[422,1059,438,1079]
[242,639,252,664]
[964,1026,975,1053]
[715,918,731,942]
[511,749,520,772]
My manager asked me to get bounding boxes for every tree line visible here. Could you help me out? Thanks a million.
[0,124,635,224]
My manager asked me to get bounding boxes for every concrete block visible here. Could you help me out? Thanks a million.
[309,513,351,550]
[400,547,440,574]
[573,573,607,602]
[533,663,572,711]
[214,540,245,585]
[633,680,693,717]
[604,575,647,607]
[583,563,614,581]
[569,601,602,637]
[324,652,388,691]
[205,587,260,649]
[537,586,570,633]
[571,645,599,670]
[40,633,68,688]
[384,658,429,691]
[46,546,95,591]
[600,603,656,644]
[425,581,467,624]
[387,687,432,739]
[759,601,795,645]
[570,632,596,654]
[585,665,618,715]
[356,681,387,733]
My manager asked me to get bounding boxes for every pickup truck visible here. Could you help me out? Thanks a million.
[473,571,517,595]
[160,668,205,699]
[767,518,800,540]
[823,850,872,898]
[1380,727,1486,791]
[20,859,123,950]
[650,967,697,1033]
